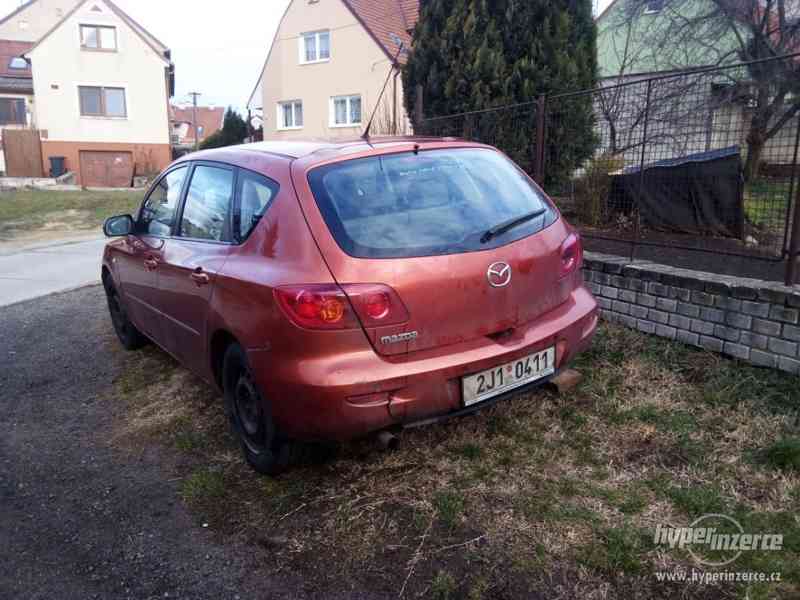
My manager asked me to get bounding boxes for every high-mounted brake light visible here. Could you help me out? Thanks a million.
[559,233,583,279]
[274,283,409,330]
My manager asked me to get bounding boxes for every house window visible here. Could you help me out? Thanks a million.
[80,25,117,50]
[278,100,303,129]
[644,0,665,14]
[0,98,26,125]
[299,30,330,64]
[8,57,27,70]
[330,95,362,127]
[79,86,127,118]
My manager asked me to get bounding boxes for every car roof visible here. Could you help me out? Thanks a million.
[175,136,494,177]
[188,136,465,161]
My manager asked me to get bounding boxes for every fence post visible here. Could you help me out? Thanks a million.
[785,186,800,286]
[534,94,547,184]
[782,118,800,286]
[633,79,654,263]
[414,84,424,133]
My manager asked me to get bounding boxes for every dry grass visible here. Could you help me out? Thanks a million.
[108,323,800,599]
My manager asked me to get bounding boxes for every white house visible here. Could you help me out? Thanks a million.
[248,0,418,140]
[0,0,173,186]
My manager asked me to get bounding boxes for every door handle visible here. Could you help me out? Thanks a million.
[143,257,159,271]
[190,268,210,286]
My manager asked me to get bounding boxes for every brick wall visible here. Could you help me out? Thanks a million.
[583,252,800,374]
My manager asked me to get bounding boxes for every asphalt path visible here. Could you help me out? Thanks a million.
[0,285,382,600]
[0,237,107,308]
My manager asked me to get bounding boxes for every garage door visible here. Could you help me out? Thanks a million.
[79,151,134,188]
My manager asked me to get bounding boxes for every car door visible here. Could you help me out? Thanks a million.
[115,165,189,342]
[156,162,236,375]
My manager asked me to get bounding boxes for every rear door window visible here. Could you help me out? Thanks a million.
[179,165,235,242]
[307,148,555,258]
[139,166,188,236]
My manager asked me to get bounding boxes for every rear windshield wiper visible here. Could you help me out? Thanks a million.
[480,207,547,244]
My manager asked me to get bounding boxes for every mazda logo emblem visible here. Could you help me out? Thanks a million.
[487,262,512,287]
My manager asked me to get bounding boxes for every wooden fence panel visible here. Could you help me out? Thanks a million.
[1,129,43,177]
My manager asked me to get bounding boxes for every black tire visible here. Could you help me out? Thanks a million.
[222,343,290,475]
[103,276,148,351]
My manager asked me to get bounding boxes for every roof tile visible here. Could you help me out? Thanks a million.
[342,0,418,63]
[0,40,33,78]
[171,105,225,144]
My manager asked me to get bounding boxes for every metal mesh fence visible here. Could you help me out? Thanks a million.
[418,102,541,178]
[418,55,800,281]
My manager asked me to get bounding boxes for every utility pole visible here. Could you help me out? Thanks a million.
[188,91,201,152]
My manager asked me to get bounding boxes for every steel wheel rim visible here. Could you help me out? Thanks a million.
[234,371,266,452]
[107,286,128,335]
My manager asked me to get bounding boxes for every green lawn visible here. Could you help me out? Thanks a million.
[0,189,142,237]
[111,322,799,599]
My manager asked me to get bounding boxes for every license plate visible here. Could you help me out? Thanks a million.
[462,347,555,407]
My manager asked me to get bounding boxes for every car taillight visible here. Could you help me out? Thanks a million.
[560,233,583,279]
[274,285,360,330]
[340,284,409,327]
[274,283,409,330]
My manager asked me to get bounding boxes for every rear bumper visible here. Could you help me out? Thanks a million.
[249,285,597,441]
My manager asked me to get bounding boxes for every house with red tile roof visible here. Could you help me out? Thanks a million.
[247,0,419,140]
[0,0,174,184]
[0,39,35,173]
[170,104,225,150]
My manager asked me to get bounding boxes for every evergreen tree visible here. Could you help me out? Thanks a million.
[403,0,598,186]
[199,107,249,150]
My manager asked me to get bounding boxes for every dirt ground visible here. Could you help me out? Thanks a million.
[584,236,788,283]
[2,286,798,599]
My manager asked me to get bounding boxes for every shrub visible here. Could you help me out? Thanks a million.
[573,154,624,227]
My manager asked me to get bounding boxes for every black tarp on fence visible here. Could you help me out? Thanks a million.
[609,146,745,239]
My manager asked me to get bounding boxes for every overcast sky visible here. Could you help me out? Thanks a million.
[0,0,291,113]
[0,0,614,113]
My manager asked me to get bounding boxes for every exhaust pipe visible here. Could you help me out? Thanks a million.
[376,430,400,451]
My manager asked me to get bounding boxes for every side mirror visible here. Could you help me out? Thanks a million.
[103,214,134,237]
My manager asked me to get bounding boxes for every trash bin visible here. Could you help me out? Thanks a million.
[49,156,66,178]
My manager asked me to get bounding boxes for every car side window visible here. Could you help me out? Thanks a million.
[237,170,279,241]
[179,165,235,242]
[139,166,188,236]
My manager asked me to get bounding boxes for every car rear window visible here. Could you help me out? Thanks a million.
[307,148,556,258]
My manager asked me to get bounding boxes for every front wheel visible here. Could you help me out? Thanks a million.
[103,276,148,350]
[222,344,290,475]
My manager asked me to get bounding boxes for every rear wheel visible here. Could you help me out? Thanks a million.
[222,343,290,475]
[103,276,148,350]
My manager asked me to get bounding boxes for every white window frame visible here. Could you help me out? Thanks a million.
[329,94,362,128]
[298,30,331,65]
[277,100,303,130]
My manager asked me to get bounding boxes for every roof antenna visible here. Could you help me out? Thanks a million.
[362,39,406,141]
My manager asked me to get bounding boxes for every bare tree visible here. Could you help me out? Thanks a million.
[595,18,651,157]
[618,0,800,180]
[592,13,728,166]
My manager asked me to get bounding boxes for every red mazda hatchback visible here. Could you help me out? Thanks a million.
[102,138,597,474]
